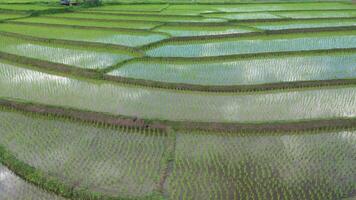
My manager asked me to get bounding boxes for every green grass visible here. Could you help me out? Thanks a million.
[2,62,356,123]
[168,130,356,200]
[13,16,163,30]
[0,23,167,47]
[147,31,356,57]
[0,35,131,69]
[0,164,66,200]
[108,53,356,86]
[0,109,167,198]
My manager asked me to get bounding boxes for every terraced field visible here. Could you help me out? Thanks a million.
[0,1,355,200]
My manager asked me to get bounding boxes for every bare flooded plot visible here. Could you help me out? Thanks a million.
[155,24,254,37]
[13,16,162,30]
[147,32,356,57]
[0,23,167,47]
[0,110,166,198]
[244,19,356,30]
[168,130,356,200]
[108,53,356,86]
[2,63,356,123]
[0,36,130,69]
[0,164,65,200]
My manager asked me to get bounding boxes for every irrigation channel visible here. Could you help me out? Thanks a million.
[0,1,355,200]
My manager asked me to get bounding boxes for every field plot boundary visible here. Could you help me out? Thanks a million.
[2,98,356,133]
[2,48,356,93]
[0,30,143,56]
[140,26,356,49]
[0,140,163,200]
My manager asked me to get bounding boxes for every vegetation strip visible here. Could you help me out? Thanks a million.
[0,30,143,56]
[0,144,163,200]
[2,49,356,93]
[2,98,356,133]
[140,25,356,49]
[5,21,160,34]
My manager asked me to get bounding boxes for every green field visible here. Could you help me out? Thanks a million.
[0,1,355,200]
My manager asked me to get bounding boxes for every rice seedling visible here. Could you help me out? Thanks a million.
[12,16,163,30]
[0,164,66,200]
[147,31,356,57]
[0,13,27,20]
[275,10,356,19]
[0,35,132,69]
[108,52,356,86]
[203,12,282,20]
[49,12,227,23]
[243,19,356,30]
[155,24,255,37]
[0,23,167,47]
[0,4,61,11]
[167,130,356,200]
[91,4,169,12]
[0,109,167,198]
[2,62,356,123]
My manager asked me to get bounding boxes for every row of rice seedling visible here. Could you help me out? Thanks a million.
[0,12,27,20]
[274,10,356,19]
[0,164,65,200]
[1,23,167,47]
[108,52,356,86]
[12,16,164,30]
[2,62,356,123]
[0,4,61,11]
[91,4,169,12]
[166,2,356,13]
[241,18,356,31]
[0,35,132,69]
[167,130,356,200]
[146,31,356,57]
[49,12,227,23]
[154,24,256,37]
[203,12,283,20]
[0,109,167,198]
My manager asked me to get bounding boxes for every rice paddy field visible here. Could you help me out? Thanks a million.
[0,1,355,200]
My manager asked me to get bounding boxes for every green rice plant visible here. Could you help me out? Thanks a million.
[147,31,356,57]
[0,164,66,200]
[2,62,356,123]
[0,35,132,69]
[167,130,356,200]
[0,109,167,198]
[243,18,356,30]
[0,4,61,11]
[1,23,167,47]
[50,12,227,23]
[108,53,356,86]
[0,12,27,20]
[13,16,163,30]
[91,4,169,12]
[155,24,255,37]
[275,10,356,19]
[203,12,282,20]
[219,2,356,12]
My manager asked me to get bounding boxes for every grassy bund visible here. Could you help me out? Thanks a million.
[0,1,355,200]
